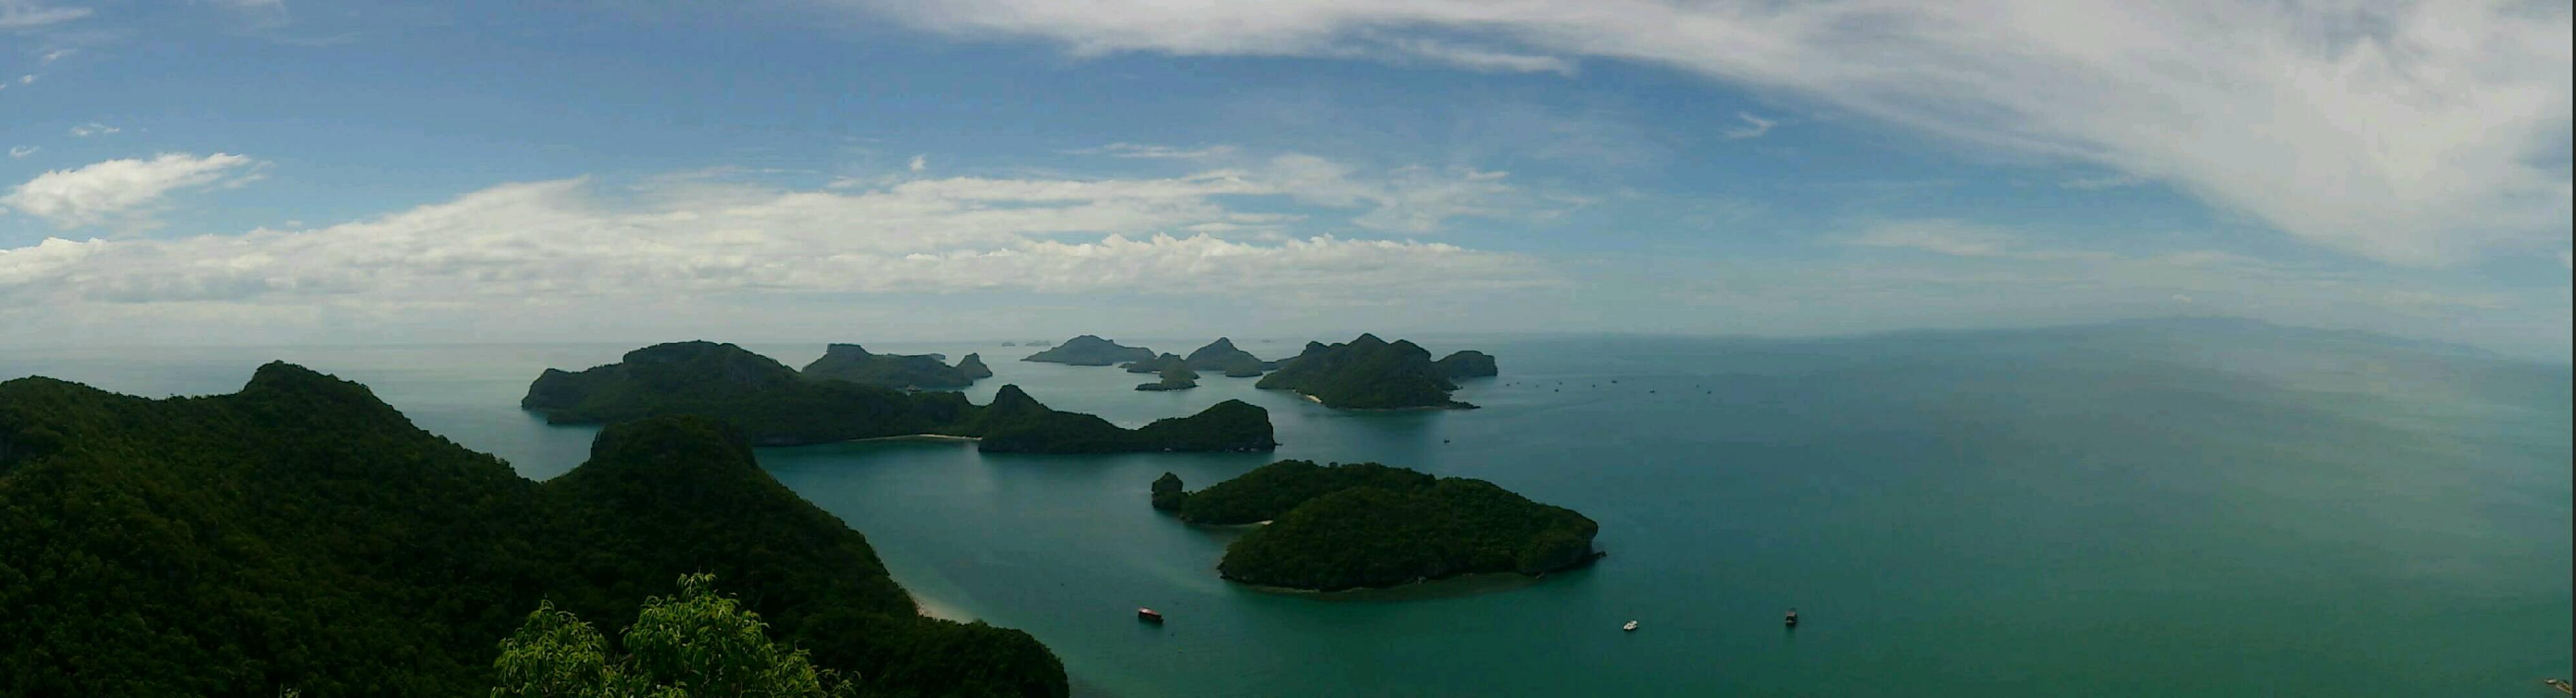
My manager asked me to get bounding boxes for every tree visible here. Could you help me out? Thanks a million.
[493,573,856,698]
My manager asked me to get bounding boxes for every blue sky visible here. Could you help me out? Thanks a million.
[2,0,2569,358]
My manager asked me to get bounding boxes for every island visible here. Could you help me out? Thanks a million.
[1121,352,1187,374]
[0,364,1067,697]
[1150,461,1601,592]
[999,342,1017,346]
[525,341,1275,453]
[1435,350,1499,378]
[1184,337,1272,377]
[960,352,994,380]
[1151,472,1188,510]
[973,384,1271,451]
[1135,363,1200,391]
[1022,335,1156,365]
[1253,333,1493,409]
[799,343,990,389]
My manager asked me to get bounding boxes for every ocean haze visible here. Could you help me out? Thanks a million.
[5,320,2564,696]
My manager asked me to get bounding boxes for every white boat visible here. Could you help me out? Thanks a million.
[1621,620,1639,632]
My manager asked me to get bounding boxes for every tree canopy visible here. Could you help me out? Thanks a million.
[1254,334,1486,409]
[1154,460,1599,592]
[0,365,1066,697]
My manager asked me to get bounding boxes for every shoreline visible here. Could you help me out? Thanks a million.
[1223,551,1606,596]
[842,433,982,444]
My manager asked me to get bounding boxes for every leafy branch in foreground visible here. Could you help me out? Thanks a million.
[494,573,855,698]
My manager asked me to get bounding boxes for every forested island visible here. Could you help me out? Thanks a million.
[1120,352,1187,374]
[1255,334,1496,409]
[0,364,1066,697]
[1150,461,1600,592]
[799,343,991,389]
[1184,337,1273,377]
[1022,335,1155,365]
[524,342,1274,453]
[1135,363,1199,391]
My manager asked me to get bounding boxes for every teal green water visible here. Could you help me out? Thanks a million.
[5,324,2567,697]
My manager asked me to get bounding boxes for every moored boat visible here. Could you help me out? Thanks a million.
[1621,620,1639,632]
[1137,607,1164,623]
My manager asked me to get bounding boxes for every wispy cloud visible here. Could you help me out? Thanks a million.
[1382,37,1574,76]
[2061,173,2148,190]
[908,153,927,172]
[1067,142,1239,159]
[0,173,1555,315]
[852,0,2574,266]
[0,0,90,29]
[1,153,261,228]
[6,146,34,159]
[1721,111,1775,140]
[67,121,117,137]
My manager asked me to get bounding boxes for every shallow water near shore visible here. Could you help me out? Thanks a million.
[5,323,2568,697]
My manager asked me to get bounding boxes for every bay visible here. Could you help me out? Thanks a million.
[4,322,2565,697]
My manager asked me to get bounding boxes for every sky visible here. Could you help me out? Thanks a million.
[1,0,2569,359]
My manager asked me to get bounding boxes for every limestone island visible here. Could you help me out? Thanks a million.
[524,341,1276,453]
[1151,461,1601,592]
[1254,333,1497,409]
[1184,337,1272,377]
[1022,335,1154,366]
[1120,352,1186,374]
[1435,350,1498,378]
[1135,363,1199,391]
[0,364,1067,697]
[799,343,991,389]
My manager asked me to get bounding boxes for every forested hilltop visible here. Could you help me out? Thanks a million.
[524,342,1276,453]
[1152,461,1599,592]
[1255,334,1495,409]
[800,343,992,389]
[0,364,1064,697]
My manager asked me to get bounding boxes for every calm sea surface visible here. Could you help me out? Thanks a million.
[5,324,2568,697]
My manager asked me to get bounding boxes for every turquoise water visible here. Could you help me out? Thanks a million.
[5,324,2567,697]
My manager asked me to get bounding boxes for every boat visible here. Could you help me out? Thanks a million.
[2547,678,2573,695]
[1137,607,1164,623]
[1621,620,1639,632]
[1784,609,1798,627]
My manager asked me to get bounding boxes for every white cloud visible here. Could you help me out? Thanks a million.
[1069,142,1239,159]
[16,74,33,85]
[1,153,259,228]
[850,0,2575,266]
[0,174,1555,315]
[2060,173,2148,190]
[1721,112,1774,140]
[67,121,117,137]
[39,48,72,63]
[1849,219,2027,258]
[0,0,90,29]
[907,153,927,172]
[6,146,34,159]
[1381,37,1575,76]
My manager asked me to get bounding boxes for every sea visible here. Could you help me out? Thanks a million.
[3,320,2568,697]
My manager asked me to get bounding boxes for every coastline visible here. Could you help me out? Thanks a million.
[842,433,983,444]
[1223,551,1606,596]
